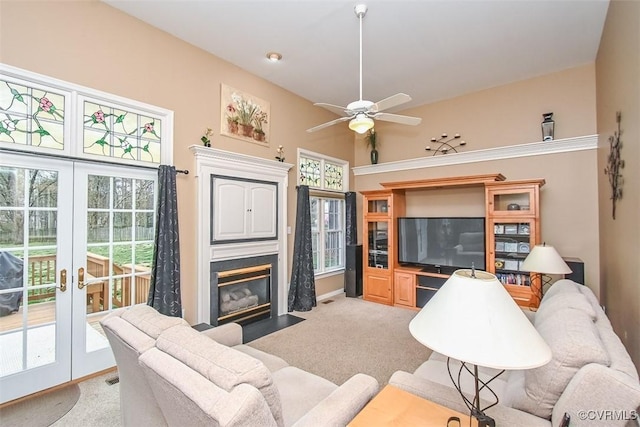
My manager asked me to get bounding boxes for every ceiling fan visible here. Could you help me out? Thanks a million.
[306,4,422,134]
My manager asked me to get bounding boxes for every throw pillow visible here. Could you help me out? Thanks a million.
[508,309,610,419]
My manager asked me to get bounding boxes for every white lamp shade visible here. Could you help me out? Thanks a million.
[521,244,572,274]
[409,269,552,370]
[348,113,374,134]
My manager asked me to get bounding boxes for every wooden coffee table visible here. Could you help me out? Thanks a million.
[348,384,476,427]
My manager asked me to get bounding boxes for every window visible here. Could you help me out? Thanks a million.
[310,196,345,273]
[0,65,173,166]
[298,149,349,275]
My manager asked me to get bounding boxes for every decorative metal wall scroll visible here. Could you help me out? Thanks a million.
[604,111,624,219]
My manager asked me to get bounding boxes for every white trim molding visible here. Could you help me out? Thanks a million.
[352,135,598,176]
[189,145,293,323]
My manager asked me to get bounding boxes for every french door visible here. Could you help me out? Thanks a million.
[0,152,157,403]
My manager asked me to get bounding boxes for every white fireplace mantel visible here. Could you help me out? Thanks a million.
[190,145,294,323]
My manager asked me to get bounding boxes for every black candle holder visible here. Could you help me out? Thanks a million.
[425,133,466,155]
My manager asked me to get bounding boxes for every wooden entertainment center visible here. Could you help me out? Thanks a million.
[361,173,545,309]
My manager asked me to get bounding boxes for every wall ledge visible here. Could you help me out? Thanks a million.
[352,135,598,176]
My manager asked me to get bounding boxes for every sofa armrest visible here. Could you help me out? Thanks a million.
[389,371,551,427]
[198,323,243,347]
[552,363,640,427]
[291,373,379,427]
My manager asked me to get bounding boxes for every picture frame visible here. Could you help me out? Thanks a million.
[494,224,505,234]
[518,242,530,253]
[518,223,530,235]
[220,84,270,146]
[495,241,505,252]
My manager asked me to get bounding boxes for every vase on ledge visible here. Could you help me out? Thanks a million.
[370,149,378,165]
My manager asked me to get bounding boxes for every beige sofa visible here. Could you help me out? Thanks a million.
[101,305,378,426]
[390,279,640,426]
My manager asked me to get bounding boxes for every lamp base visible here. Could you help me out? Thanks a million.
[472,409,496,427]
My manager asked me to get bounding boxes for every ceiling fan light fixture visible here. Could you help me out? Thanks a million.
[349,114,374,134]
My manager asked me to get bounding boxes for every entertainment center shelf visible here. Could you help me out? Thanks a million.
[361,173,545,310]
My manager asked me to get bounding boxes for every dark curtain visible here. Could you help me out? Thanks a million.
[287,185,316,312]
[345,192,357,245]
[148,165,182,317]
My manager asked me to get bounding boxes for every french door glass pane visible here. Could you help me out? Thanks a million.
[85,174,155,314]
[0,165,59,378]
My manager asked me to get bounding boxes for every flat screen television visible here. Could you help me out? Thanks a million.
[397,217,486,274]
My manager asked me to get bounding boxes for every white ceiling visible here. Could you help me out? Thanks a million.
[102,0,609,112]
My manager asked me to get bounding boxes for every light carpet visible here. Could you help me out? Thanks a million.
[248,294,431,386]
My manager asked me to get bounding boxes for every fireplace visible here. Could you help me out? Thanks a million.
[210,254,278,326]
[217,264,271,325]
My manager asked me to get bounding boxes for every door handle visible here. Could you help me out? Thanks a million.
[78,267,85,289]
[58,269,67,292]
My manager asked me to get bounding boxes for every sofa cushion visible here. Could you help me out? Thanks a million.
[413,358,509,402]
[534,290,596,327]
[155,325,284,427]
[506,309,610,419]
[540,279,580,304]
[233,344,289,373]
[271,366,338,427]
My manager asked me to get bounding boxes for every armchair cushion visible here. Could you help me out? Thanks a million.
[156,325,285,427]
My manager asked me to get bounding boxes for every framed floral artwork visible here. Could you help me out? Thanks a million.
[220,84,270,146]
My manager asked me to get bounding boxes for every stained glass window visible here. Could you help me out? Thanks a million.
[83,101,161,164]
[0,79,65,150]
[299,155,321,187]
[324,161,343,191]
[298,152,346,191]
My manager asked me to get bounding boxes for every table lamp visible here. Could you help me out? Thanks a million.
[521,243,572,304]
[409,269,552,427]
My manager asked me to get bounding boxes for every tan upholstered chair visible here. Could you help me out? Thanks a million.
[139,324,379,427]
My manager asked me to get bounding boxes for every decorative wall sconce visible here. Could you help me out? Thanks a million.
[425,133,466,155]
[541,113,555,141]
[604,111,624,219]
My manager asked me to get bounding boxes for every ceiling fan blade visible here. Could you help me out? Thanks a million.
[314,103,350,116]
[306,116,352,133]
[372,93,412,112]
[373,112,422,126]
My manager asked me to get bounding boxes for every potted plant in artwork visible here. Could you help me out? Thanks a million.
[253,111,268,142]
[366,128,379,164]
[233,93,259,137]
[225,104,239,134]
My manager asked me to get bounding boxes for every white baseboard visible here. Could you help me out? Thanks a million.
[317,289,346,301]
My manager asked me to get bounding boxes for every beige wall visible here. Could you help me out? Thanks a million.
[0,0,354,322]
[595,0,640,371]
[354,65,597,166]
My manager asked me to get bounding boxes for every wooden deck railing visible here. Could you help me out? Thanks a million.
[24,253,151,311]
